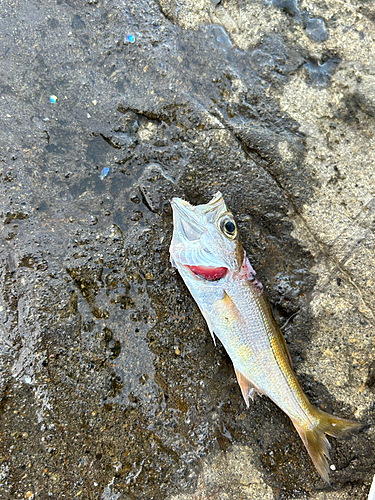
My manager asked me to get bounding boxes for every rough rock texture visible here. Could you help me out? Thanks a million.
[0,0,374,498]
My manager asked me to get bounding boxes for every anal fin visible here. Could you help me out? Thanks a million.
[234,368,263,408]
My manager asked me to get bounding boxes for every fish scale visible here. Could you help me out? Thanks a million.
[169,192,363,483]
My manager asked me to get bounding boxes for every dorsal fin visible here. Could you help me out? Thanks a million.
[257,294,293,368]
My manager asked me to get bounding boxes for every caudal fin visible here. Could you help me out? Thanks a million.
[291,409,364,483]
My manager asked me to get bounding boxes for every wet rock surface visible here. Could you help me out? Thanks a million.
[1,0,375,499]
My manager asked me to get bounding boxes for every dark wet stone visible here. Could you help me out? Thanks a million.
[47,17,60,29]
[303,57,340,86]
[304,16,328,41]
[267,0,300,19]
[71,14,85,29]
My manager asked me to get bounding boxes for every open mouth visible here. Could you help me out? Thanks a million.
[186,265,228,281]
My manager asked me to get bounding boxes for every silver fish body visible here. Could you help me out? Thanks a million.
[169,192,362,482]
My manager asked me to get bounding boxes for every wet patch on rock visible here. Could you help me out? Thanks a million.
[303,13,328,42]
[266,0,300,20]
[303,57,340,86]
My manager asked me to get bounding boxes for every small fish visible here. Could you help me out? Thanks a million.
[169,192,363,482]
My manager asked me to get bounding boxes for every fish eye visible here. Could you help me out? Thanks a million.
[220,216,237,239]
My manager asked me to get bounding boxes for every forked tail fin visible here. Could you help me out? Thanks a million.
[291,409,364,483]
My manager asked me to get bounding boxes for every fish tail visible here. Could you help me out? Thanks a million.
[291,408,364,483]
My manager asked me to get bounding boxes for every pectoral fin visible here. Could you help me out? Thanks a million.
[234,368,263,407]
[201,308,217,346]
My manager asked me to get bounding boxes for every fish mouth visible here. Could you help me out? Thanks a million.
[171,197,206,241]
[185,265,228,281]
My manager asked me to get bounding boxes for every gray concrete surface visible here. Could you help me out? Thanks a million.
[0,0,374,498]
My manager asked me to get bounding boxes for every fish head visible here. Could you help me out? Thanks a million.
[170,192,244,281]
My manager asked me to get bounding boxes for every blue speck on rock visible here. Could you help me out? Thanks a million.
[100,167,110,180]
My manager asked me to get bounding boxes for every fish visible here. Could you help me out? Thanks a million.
[169,191,363,482]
